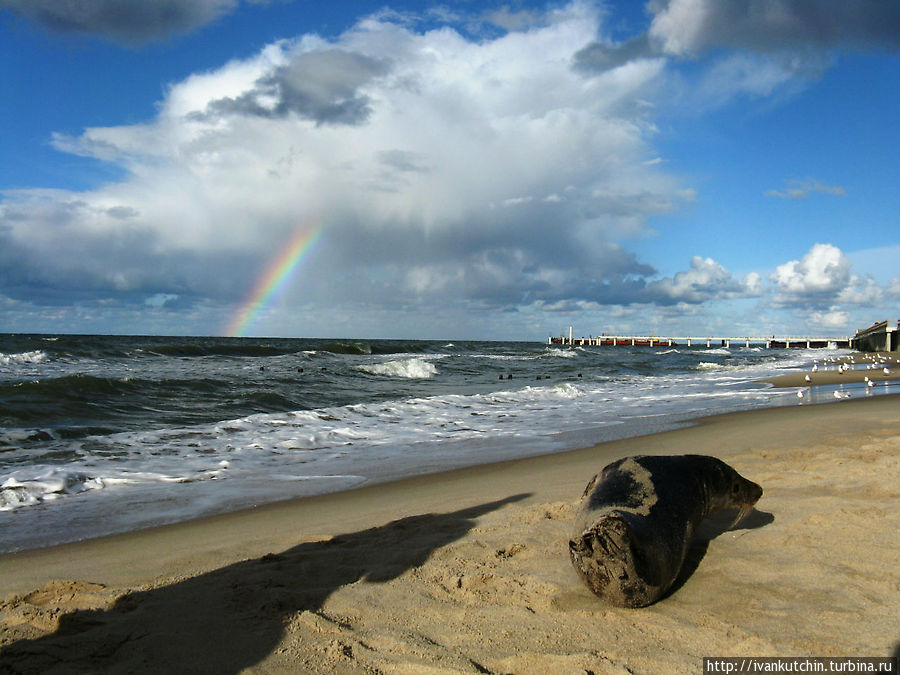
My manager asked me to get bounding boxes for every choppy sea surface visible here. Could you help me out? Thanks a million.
[0,334,891,552]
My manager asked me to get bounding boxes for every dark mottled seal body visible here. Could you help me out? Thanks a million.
[568,454,762,608]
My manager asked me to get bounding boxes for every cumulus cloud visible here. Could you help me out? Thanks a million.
[771,243,850,298]
[202,49,390,126]
[3,3,894,337]
[809,308,850,329]
[643,256,760,304]
[0,5,687,326]
[888,277,900,298]
[0,0,238,44]
[768,242,886,310]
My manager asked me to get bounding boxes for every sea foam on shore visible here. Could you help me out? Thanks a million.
[1,395,897,673]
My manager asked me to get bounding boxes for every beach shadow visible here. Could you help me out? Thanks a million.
[664,508,775,600]
[0,493,529,674]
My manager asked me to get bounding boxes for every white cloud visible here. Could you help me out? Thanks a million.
[1,4,690,328]
[769,242,893,312]
[644,255,760,304]
[888,277,900,297]
[3,3,896,338]
[765,178,846,200]
[809,308,850,329]
[694,52,830,107]
[771,243,850,298]
[837,276,883,305]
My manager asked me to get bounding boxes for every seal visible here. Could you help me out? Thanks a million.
[568,454,762,608]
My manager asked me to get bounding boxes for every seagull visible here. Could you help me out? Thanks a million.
[797,390,805,399]
[805,374,812,382]
[867,380,875,388]
[884,367,891,375]
[812,364,818,372]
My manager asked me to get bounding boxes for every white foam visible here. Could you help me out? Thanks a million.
[1,470,104,510]
[0,342,852,550]
[0,350,49,366]
[695,361,742,371]
[357,358,438,379]
[545,348,578,358]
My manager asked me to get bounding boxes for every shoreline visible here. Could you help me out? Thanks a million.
[763,352,900,388]
[1,394,898,672]
[1,393,897,591]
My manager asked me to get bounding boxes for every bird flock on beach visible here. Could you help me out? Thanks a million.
[795,352,897,402]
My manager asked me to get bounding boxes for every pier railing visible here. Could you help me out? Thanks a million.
[548,334,852,349]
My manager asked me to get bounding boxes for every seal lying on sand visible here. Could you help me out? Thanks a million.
[569,454,763,608]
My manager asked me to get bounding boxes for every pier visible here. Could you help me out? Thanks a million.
[851,320,899,352]
[549,326,852,349]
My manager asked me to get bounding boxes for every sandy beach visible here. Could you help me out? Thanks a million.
[764,352,900,388]
[1,394,898,673]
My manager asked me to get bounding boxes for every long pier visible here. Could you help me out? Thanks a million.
[549,329,852,349]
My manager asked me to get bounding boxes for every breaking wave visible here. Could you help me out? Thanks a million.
[357,358,438,379]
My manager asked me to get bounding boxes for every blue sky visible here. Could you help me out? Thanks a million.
[1,0,898,340]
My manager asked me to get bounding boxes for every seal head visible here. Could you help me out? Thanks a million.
[568,454,762,608]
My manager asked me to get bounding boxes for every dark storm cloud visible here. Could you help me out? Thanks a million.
[205,49,388,125]
[0,198,239,306]
[648,0,900,55]
[577,0,900,75]
[0,0,238,44]
[574,34,655,73]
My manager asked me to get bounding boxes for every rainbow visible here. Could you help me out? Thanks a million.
[226,225,323,337]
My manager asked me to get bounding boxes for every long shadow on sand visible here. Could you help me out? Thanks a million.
[664,507,775,600]
[0,494,529,674]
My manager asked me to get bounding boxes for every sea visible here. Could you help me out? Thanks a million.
[0,334,892,552]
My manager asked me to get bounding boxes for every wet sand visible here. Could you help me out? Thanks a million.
[764,352,900,388]
[1,395,898,673]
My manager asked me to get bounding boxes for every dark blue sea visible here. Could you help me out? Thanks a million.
[0,334,885,552]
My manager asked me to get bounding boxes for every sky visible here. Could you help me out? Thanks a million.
[0,0,898,340]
